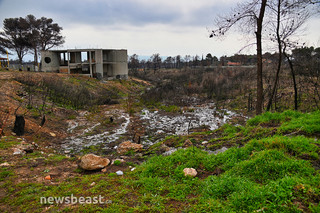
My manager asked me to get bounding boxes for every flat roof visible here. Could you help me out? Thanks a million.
[46,48,127,52]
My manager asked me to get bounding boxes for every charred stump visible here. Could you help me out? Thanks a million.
[13,115,25,136]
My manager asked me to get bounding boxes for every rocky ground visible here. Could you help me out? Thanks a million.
[0,70,250,212]
[1,69,320,212]
[0,70,240,180]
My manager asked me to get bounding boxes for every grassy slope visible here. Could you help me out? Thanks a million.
[1,110,319,212]
[1,69,320,212]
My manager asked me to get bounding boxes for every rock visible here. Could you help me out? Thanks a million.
[202,141,208,145]
[213,147,228,155]
[159,144,170,152]
[131,167,136,172]
[90,182,96,186]
[116,170,123,176]
[101,168,107,173]
[49,132,56,137]
[183,139,193,147]
[117,141,143,154]
[111,159,125,165]
[44,175,51,180]
[17,143,34,153]
[79,154,110,170]
[163,148,179,156]
[13,148,25,155]
[183,168,197,177]
[0,162,10,167]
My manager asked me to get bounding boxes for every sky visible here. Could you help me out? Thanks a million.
[0,0,319,61]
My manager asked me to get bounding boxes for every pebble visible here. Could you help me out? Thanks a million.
[49,132,56,137]
[90,182,96,186]
[116,170,123,176]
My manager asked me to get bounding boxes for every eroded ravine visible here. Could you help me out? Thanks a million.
[60,103,242,153]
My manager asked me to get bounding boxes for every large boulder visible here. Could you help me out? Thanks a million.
[117,141,143,154]
[79,154,110,170]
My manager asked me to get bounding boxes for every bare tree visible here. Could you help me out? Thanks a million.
[210,0,267,115]
[128,54,140,75]
[267,0,319,110]
[150,53,161,74]
[266,0,316,111]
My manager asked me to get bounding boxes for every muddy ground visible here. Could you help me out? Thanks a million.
[0,70,246,191]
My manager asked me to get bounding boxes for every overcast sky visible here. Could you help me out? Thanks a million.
[0,0,319,60]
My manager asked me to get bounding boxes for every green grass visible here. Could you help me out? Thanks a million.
[247,110,320,135]
[2,111,320,212]
[0,136,21,149]
[130,134,320,212]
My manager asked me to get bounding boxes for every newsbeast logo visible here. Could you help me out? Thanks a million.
[40,194,108,205]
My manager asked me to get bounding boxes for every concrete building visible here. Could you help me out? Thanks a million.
[40,49,128,79]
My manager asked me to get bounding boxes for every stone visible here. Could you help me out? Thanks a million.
[13,148,25,155]
[213,147,228,155]
[101,168,107,173]
[117,141,143,154]
[111,159,125,165]
[90,182,96,186]
[18,143,34,153]
[163,148,179,156]
[49,132,56,137]
[0,162,10,167]
[116,170,123,176]
[183,139,193,147]
[159,144,170,152]
[79,154,110,170]
[183,168,197,177]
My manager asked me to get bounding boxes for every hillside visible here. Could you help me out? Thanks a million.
[0,69,320,212]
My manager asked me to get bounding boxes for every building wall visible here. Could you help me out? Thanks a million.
[40,49,128,79]
[41,51,60,72]
[112,50,128,79]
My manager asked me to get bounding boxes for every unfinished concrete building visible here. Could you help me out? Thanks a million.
[41,49,128,79]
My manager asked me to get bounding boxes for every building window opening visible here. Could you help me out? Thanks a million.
[44,57,51,64]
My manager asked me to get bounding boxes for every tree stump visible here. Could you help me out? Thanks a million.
[13,115,25,136]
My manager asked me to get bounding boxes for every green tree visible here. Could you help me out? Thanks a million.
[0,15,64,67]
[0,17,30,65]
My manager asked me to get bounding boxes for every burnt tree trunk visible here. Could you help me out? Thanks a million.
[266,0,282,112]
[255,0,267,115]
[13,115,25,136]
[283,47,298,110]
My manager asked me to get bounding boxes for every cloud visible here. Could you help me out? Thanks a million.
[0,0,319,60]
